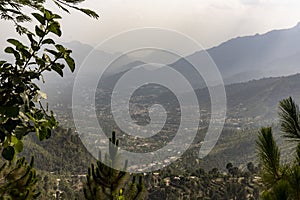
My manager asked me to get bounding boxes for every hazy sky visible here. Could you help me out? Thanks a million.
[1,0,300,50]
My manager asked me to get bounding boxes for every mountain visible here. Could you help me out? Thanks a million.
[21,126,96,174]
[3,23,300,92]
[102,22,300,92]
[180,73,300,119]
[16,24,300,122]
[23,22,300,104]
[183,22,300,84]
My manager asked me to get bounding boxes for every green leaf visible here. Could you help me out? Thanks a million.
[27,33,36,44]
[52,14,62,19]
[20,48,31,59]
[4,47,14,54]
[11,136,19,145]
[14,140,24,153]
[34,126,40,140]
[55,44,65,52]
[45,49,59,57]
[32,43,40,51]
[2,146,15,160]
[48,21,62,37]
[32,13,45,25]
[39,127,51,140]
[64,55,75,72]
[42,38,55,44]
[35,25,45,37]
[3,121,17,136]
[35,57,46,68]
[79,8,99,19]
[7,39,23,47]
[53,1,70,14]
[44,9,52,20]
[51,63,64,77]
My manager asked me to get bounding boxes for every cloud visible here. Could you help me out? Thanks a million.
[240,0,263,4]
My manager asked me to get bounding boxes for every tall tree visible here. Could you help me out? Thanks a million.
[257,97,300,200]
[84,131,146,200]
[0,0,98,161]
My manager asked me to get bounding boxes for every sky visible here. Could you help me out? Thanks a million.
[1,0,300,51]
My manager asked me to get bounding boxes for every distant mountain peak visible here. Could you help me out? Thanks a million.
[179,22,300,85]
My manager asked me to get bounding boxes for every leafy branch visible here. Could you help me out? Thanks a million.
[0,8,76,160]
[0,0,99,34]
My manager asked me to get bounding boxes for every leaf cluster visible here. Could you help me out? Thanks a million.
[0,0,98,34]
[0,8,75,160]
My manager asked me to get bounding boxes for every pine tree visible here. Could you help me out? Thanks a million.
[257,97,300,200]
[83,131,146,200]
[256,127,281,187]
[0,157,40,199]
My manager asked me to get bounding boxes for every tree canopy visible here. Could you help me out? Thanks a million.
[0,0,98,161]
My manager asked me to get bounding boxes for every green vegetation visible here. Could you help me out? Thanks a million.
[0,0,97,198]
[257,97,300,200]
[84,131,146,200]
[0,157,39,199]
[0,0,98,160]
[0,7,76,161]
[0,0,98,35]
[1,1,300,199]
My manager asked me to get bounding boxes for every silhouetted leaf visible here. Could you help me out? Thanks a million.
[64,55,75,72]
[52,14,62,19]
[35,25,45,37]
[20,48,31,58]
[7,38,23,47]
[45,49,59,57]
[32,13,45,25]
[4,47,14,54]
[48,21,61,36]
[44,9,52,20]
[51,63,64,77]
[55,44,65,52]
[80,8,99,19]
[42,38,55,44]
[2,146,15,160]
[53,1,70,13]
